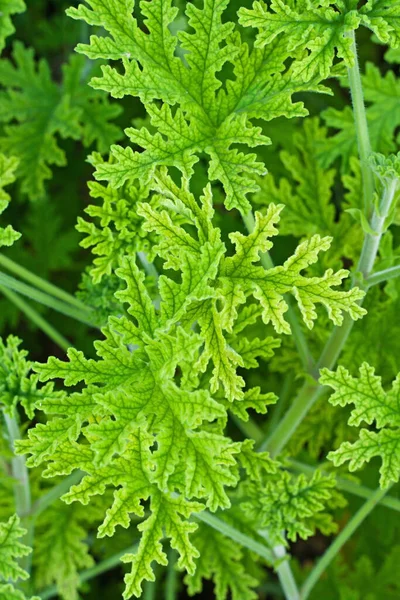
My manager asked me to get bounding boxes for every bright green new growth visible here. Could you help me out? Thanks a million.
[241,470,345,545]
[15,170,364,597]
[0,514,38,600]
[320,364,400,488]
[0,153,19,248]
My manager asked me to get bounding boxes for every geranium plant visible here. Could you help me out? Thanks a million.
[0,1,400,599]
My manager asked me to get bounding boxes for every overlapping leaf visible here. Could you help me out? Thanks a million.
[321,363,400,487]
[0,44,122,200]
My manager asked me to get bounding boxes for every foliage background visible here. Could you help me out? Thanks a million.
[1,1,400,599]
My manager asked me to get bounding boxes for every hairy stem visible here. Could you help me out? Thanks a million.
[346,29,374,217]
[261,531,300,600]
[3,410,33,580]
[243,210,315,372]
[0,286,70,352]
[300,486,390,599]
[365,264,400,288]
[165,550,178,600]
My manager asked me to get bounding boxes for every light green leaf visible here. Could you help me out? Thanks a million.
[321,363,400,487]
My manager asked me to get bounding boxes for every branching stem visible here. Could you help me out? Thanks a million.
[300,486,390,599]
[265,31,399,458]
[0,254,88,311]
[365,264,400,288]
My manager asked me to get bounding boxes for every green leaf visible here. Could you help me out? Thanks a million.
[321,363,400,487]
[68,0,317,214]
[360,1,400,49]
[241,470,341,545]
[0,153,19,248]
[0,1,25,53]
[238,0,360,79]
[184,523,258,600]
[320,64,400,171]
[0,514,31,583]
[33,501,99,600]
[0,44,122,200]
[0,335,63,419]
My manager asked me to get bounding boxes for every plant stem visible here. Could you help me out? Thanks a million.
[0,254,88,312]
[0,286,70,352]
[300,486,390,599]
[195,510,275,564]
[261,530,300,600]
[165,550,178,600]
[346,29,374,217]
[273,544,300,600]
[0,271,96,327]
[265,126,398,459]
[365,264,400,288]
[38,542,139,599]
[3,409,33,578]
[242,210,315,372]
[30,471,84,519]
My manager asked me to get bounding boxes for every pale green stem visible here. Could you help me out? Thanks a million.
[265,154,398,459]
[365,264,400,288]
[0,254,88,311]
[0,286,70,352]
[30,471,83,519]
[261,531,300,600]
[195,511,275,564]
[300,486,390,599]
[0,271,96,327]
[38,542,139,599]
[346,29,374,217]
[242,211,315,372]
[273,544,300,600]
[3,409,33,580]
[165,550,178,600]
[264,373,295,439]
